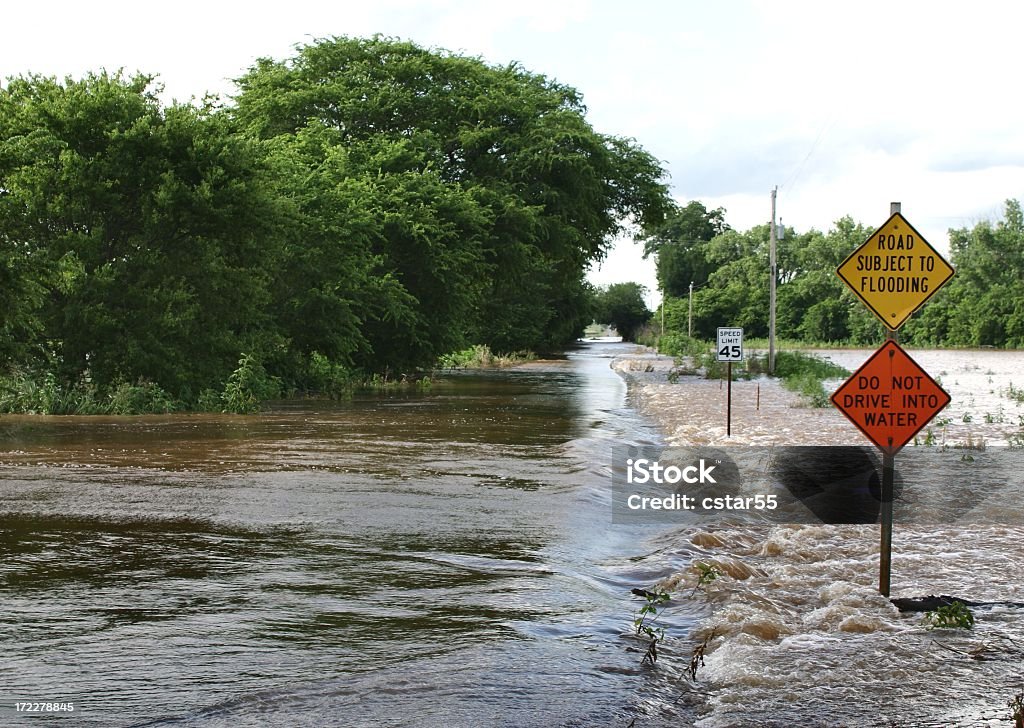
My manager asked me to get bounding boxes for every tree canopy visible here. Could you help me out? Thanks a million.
[0,37,672,410]
[654,199,1024,349]
[643,201,728,298]
[233,36,670,355]
[0,72,282,399]
[591,282,651,342]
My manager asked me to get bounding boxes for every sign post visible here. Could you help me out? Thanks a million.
[880,441,894,596]
[830,336,954,594]
[881,321,896,599]
[716,327,744,437]
[833,203,954,597]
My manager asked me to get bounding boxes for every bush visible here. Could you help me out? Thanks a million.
[656,333,707,360]
[107,381,177,414]
[305,352,356,399]
[774,351,849,408]
[0,369,179,414]
[196,388,224,412]
[772,350,849,381]
[220,354,281,414]
[436,345,534,369]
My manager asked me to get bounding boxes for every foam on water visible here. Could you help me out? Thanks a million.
[622,348,1024,727]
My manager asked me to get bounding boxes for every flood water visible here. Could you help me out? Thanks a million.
[629,347,1024,728]
[0,341,705,727]
[2,342,1023,727]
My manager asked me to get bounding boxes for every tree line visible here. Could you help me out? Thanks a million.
[643,199,1024,349]
[0,36,670,412]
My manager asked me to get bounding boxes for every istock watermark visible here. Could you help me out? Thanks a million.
[610,445,1024,525]
[625,457,719,485]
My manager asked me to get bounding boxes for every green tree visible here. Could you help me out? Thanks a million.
[775,217,882,344]
[592,282,651,342]
[686,226,770,339]
[261,124,493,376]
[643,201,729,298]
[924,199,1024,347]
[0,72,282,398]
[233,36,670,357]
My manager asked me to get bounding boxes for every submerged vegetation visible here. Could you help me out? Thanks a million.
[1010,690,1024,728]
[632,588,670,666]
[773,351,850,408]
[436,345,536,370]
[923,601,975,630]
[0,371,177,415]
[628,562,723,681]
[645,331,849,407]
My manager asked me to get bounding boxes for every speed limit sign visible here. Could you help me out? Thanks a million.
[716,327,744,362]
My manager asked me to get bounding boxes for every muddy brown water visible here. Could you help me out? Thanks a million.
[0,341,702,727]
[2,341,1022,727]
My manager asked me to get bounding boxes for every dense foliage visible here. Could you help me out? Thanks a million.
[651,200,1024,348]
[0,37,671,411]
[643,200,728,298]
[590,282,651,342]
[0,73,282,404]
[233,36,669,356]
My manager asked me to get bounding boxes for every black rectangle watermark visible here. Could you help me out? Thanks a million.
[611,445,1024,525]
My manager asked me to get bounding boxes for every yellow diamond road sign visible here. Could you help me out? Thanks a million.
[836,212,955,330]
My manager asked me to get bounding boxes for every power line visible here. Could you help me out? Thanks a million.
[781,113,835,196]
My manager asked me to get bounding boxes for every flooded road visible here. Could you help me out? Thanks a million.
[0,341,703,727]
[626,346,1024,728]
[4,342,1023,727]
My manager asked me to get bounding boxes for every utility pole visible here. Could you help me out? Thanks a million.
[768,187,778,374]
[688,281,694,338]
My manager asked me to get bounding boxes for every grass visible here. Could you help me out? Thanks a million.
[0,351,445,416]
[773,350,850,408]
[436,344,535,369]
[741,336,849,350]
[0,370,178,415]
[0,354,283,415]
[655,335,849,407]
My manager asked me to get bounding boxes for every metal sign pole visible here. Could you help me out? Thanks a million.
[726,361,732,437]
[880,447,895,596]
[879,201,901,598]
[717,327,742,438]
[879,328,897,597]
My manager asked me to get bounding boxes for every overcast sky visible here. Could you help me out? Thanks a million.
[4,1,1022,306]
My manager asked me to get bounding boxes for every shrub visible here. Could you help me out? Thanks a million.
[436,345,534,369]
[220,354,281,414]
[923,601,975,630]
[107,381,177,414]
[305,352,355,399]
